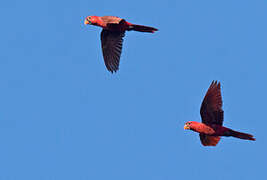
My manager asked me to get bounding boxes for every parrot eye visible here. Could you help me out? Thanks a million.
[86,18,92,24]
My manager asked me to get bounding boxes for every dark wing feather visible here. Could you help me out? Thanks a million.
[100,29,125,73]
[200,81,224,125]
[199,134,221,146]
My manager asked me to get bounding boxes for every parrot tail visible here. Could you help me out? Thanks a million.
[128,24,158,33]
[229,129,255,141]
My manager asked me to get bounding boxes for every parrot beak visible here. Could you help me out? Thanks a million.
[84,19,89,25]
[184,125,190,130]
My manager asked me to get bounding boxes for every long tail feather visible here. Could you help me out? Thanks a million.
[229,129,255,141]
[128,24,158,33]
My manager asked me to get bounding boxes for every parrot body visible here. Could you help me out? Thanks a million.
[84,16,158,73]
[184,81,255,146]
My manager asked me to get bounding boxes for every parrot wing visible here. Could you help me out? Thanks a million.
[100,29,125,73]
[106,19,128,31]
[200,81,224,125]
[199,134,221,146]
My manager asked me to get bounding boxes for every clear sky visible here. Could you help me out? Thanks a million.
[1,0,266,179]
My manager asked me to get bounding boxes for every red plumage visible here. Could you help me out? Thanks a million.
[84,15,158,73]
[184,81,255,146]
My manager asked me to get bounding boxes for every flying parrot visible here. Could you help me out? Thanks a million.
[84,16,158,73]
[184,81,255,146]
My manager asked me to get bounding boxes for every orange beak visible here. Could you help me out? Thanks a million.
[84,19,89,25]
[184,125,190,130]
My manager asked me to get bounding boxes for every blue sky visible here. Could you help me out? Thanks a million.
[1,0,266,179]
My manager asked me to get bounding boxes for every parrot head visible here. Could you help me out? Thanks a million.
[184,121,194,130]
[84,16,98,25]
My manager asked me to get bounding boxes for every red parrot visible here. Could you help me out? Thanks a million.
[84,16,158,73]
[184,81,255,146]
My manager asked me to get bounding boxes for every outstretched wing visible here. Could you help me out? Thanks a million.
[200,81,224,125]
[199,134,221,146]
[100,29,125,73]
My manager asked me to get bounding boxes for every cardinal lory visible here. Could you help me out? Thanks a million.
[184,81,255,146]
[84,16,158,73]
